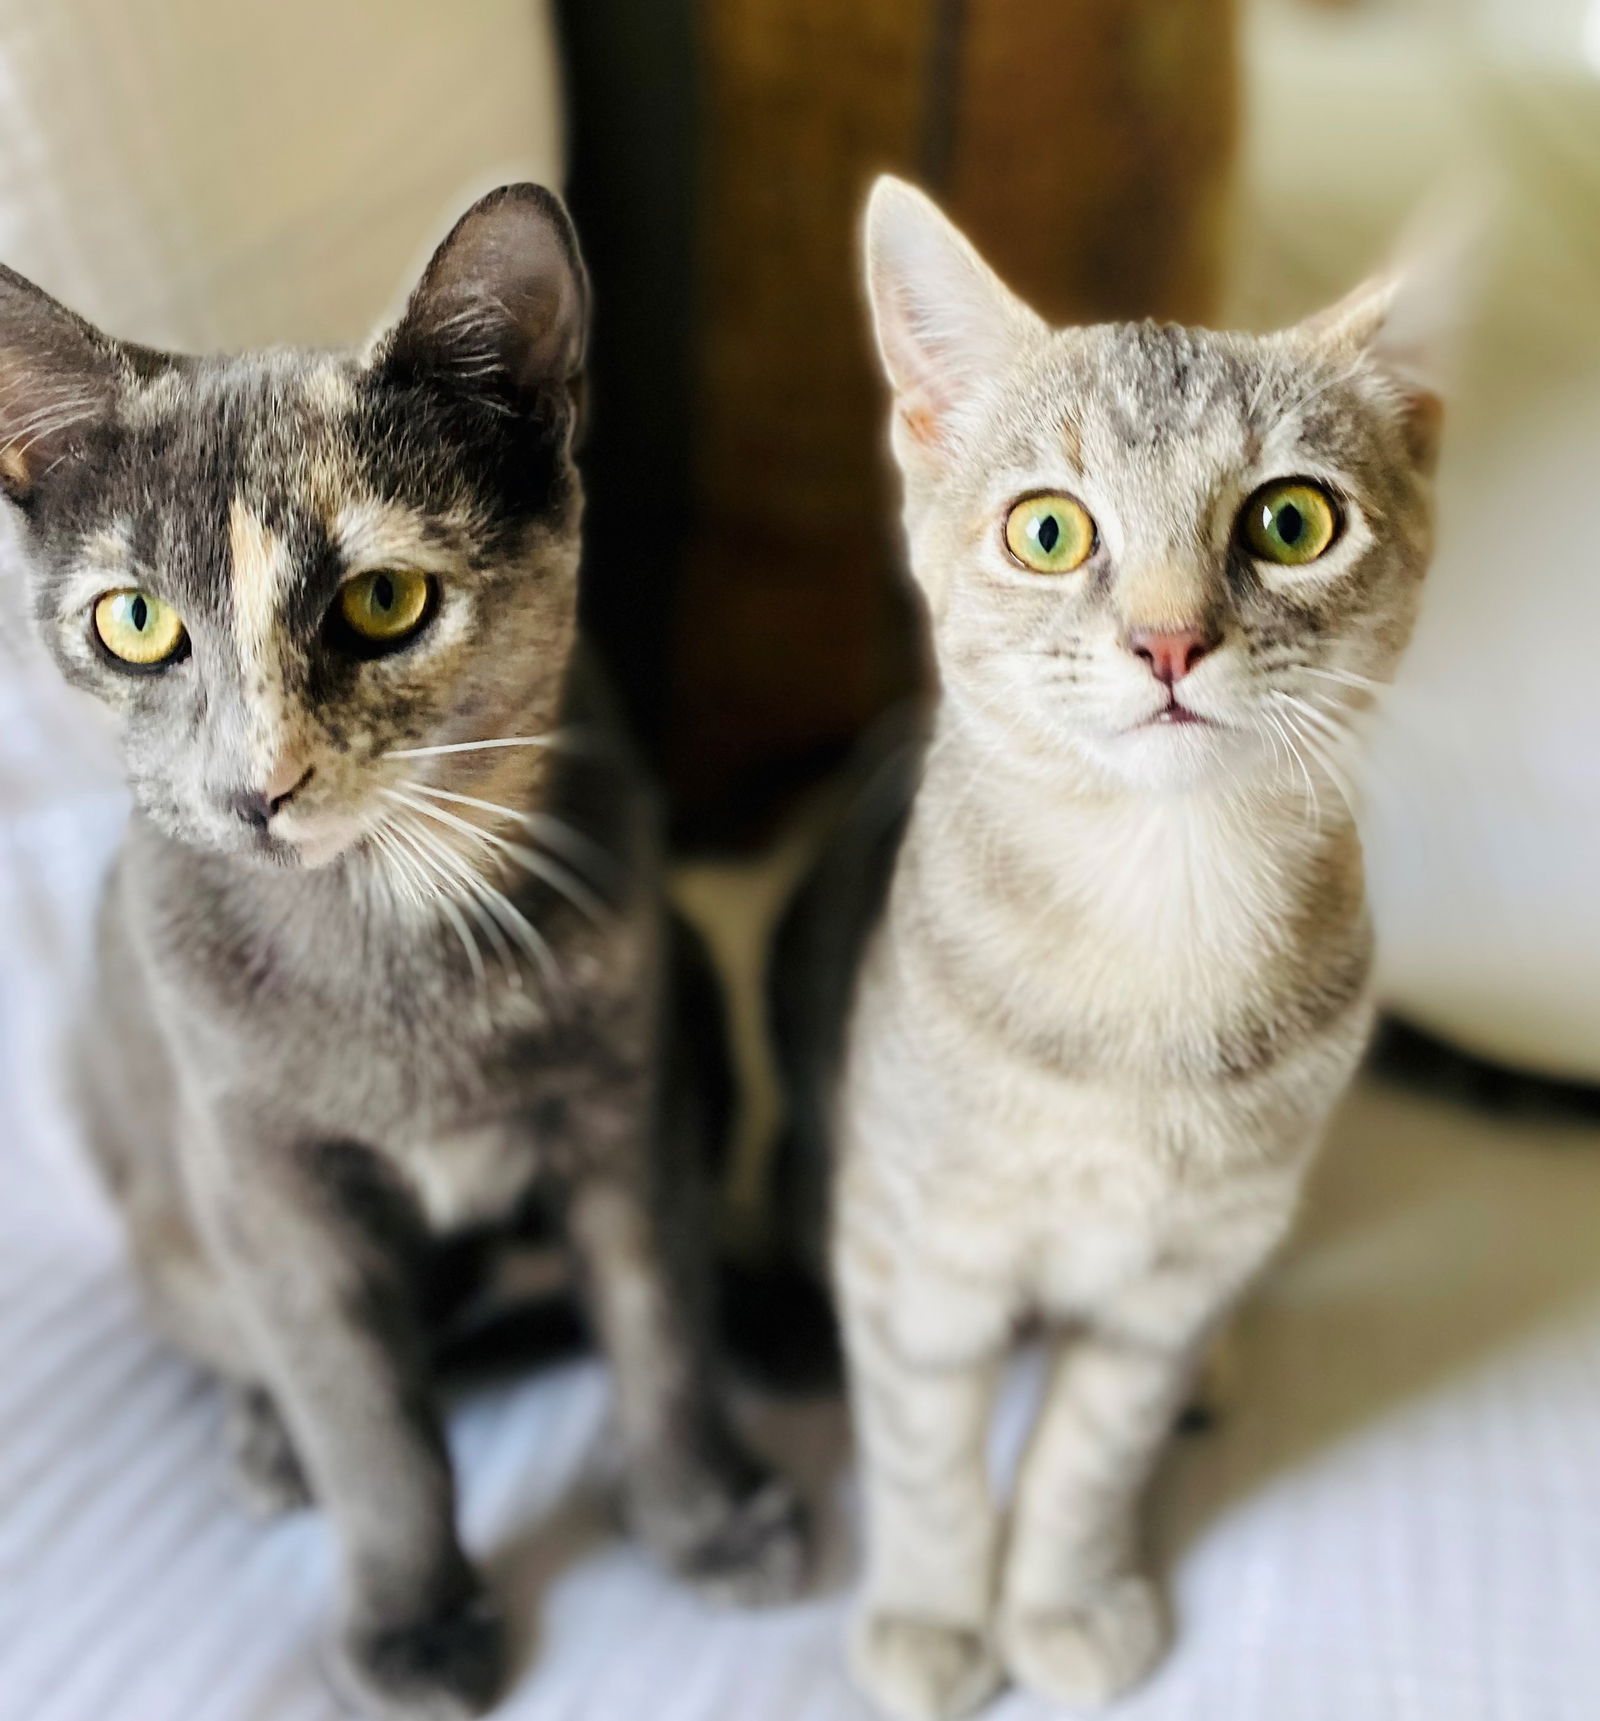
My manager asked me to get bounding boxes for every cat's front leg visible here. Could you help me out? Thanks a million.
[997,1255,1263,1710]
[838,1243,1011,1721]
[564,1164,809,1604]
[183,1119,501,1721]
[995,1328,1189,1708]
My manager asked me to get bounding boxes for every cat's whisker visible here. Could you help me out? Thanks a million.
[1299,664,1384,694]
[392,810,518,970]
[372,817,443,915]
[1276,691,1360,761]
[522,809,627,891]
[384,786,608,926]
[1261,707,1321,826]
[385,811,525,987]
[430,859,523,984]
[0,389,102,445]
[381,816,487,974]
[367,823,429,914]
[1303,724,1363,817]
[461,867,563,991]
[379,816,489,989]
[397,781,621,896]
[1294,673,1385,725]
[1256,707,1294,782]
[1293,725,1362,828]
[1273,700,1361,827]
[1256,708,1303,811]
[382,734,565,761]
[387,802,564,990]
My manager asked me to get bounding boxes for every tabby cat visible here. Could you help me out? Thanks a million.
[807,176,1447,1719]
[4,185,804,1720]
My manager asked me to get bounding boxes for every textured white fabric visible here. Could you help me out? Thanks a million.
[3,652,1600,1719]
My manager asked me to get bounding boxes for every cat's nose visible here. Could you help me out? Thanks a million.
[230,763,313,829]
[1127,625,1220,686]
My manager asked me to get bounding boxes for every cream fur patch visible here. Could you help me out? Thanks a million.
[228,497,292,687]
[333,497,473,576]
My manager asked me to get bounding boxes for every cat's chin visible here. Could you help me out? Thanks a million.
[1081,720,1256,794]
[211,822,363,872]
[283,828,364,870]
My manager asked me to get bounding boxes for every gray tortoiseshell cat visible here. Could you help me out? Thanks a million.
[2,185,805,1719]
[775,178,1450,1720]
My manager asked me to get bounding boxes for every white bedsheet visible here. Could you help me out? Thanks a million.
[3,637,1600,1721]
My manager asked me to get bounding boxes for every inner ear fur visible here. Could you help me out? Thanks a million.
[861,174,1045,456]
[0,265,123,501]
[374,183,589,408]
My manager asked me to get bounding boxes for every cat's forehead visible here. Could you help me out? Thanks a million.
[117,352,370,519]
[1079,322,1249,441]
[993,321,1361,474]
[54,349,524,617]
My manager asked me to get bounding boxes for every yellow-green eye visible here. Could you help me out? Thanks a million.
[1242,481,1339,566]
[93,589,187,667]
[337,569,433,645]
[1004,493,1096,574]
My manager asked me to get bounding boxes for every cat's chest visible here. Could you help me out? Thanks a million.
[147,856,645,1146]
[389,1116,543,1232]
[896,796,1349,1079]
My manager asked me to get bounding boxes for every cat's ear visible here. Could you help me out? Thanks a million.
[863,175,1046,456]
[0,266,120,502]
[1297,202,1480,472]
[375,183,588,403]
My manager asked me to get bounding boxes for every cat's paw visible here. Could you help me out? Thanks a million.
[850,1610,1003,1721]
[224,1384,312,1516]
[999,1574,1166,1709]
[335,1589,506,1721]
[642,1474,811,1607]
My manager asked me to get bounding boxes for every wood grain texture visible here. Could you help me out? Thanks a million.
[946,0,1236,326]
[670,0,931,837]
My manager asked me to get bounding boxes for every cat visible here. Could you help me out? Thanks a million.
[784,176,1448,1721]
[2,183,806,1720]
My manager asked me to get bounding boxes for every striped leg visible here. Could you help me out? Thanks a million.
[841,1259,1010,1721]
[998,1256,1257,1709]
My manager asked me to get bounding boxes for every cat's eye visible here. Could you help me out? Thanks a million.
[1241,481,1339,567]
[1003,493,1096,574]
[336,569,435,648]
[93,589,188,668]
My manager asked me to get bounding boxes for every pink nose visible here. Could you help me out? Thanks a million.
[1127,625,1219,686]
